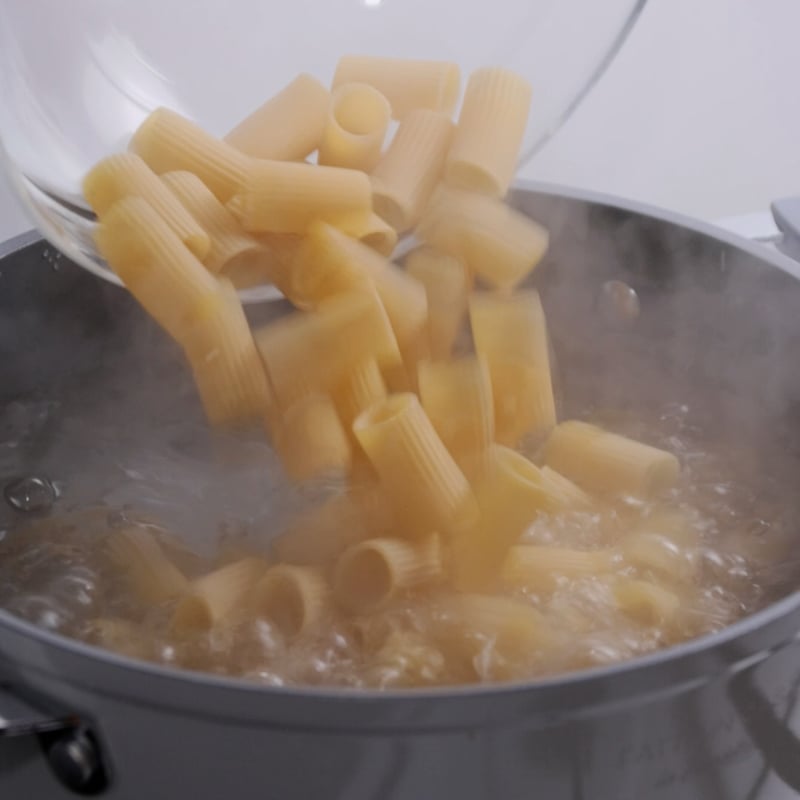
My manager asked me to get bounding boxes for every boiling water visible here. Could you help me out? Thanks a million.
[0,395,794,690]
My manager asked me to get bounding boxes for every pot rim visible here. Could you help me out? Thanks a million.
[1,183,799,732]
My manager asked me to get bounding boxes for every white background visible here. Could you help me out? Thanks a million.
[1,0,799,242]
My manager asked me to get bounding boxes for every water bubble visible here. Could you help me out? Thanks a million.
[4,476,58,512]
[599,280,640,326]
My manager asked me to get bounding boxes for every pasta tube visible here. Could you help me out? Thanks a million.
[161,171,262,273]
[333,359,388,432]
[318,83,391,171]
[333,55,460,119]
[405,247,470,360]
[371,109,454,231]
[224,73,330,161]
[613,579,681,626]
[254,291,400,407]
[94,197,221,343]
[445,67,532,197]
[172,557,267,632]
[290,222,427,347]
[353,393,474,534]
[418,189,548,289]
[543,421,681,497]
[252,565,328,637]
[333,533,443,613]
[338,212,397,257]
[502,545,616,593]
[106,527,189,604]
[183,279,272,426]
[449,446,554,591]
[227,160,372,234]
[620,532,697,583]
[271,393,352,482]
[130,107,249,202]
[417,356,493,479]
[83,154,209,258]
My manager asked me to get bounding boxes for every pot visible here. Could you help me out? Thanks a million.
[1,183,800,800]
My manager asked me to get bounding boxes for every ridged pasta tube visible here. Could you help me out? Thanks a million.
[544,421,681,497]
[338,212,397,257]
[83,154,209,258]
[252,565,328,637]
[445,67,532,197]
[130,107,249,202]
[613,579,681,626]
[353,393,474,535]
[502,545,616,593]
[224,74,330,161]
[333,56,460,119]
[333,359,388,431]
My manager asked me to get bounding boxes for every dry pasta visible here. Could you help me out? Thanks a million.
[252,565,328,637]
[172,557,267,632]
[227,160,372,235]
[333,533,442,613]
[337,212,398,257]
[161,171,263,273]
[106,527,189,604]
[333,55,460,119]
[254,291,400,407]
[371,109,454,231]
[130,108,249,202]
[318,83,391,171]
[445,67,532,197]
[333,359,388,432]
[224,73,330,161]
[83,154,210,258]
[271,393,352,481]
[353,393,474,534]
[405,247,470,360]
[418,189,549,290]
[417,356,493,479]
[94,197,222,343]
[544,421,681,497]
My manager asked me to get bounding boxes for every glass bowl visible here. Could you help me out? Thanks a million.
[0,0,646,298]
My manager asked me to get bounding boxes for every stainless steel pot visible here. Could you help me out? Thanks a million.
[1,184,800,800]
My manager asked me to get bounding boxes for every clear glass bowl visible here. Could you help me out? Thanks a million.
[0,0,646,297]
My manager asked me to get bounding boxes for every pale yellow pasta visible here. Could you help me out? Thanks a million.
[337,212,398,257]
[417,356,493,479]
[449,446,557,591]
[469,291,556,445]
[418,189,549,289]
[224,73,330,161]
[538,466,593,512]
[367,630,446,687]
[333,56,460,119]
[502,545,616,593]
[94,197,221,343]
[254,291,400,407]
[106,527,189,604]
[83,154,210,258]
[161,171,263,273]
[130,107,249,202]
[334,533,443,614]
[371,110,454,231]
[181,279,272,426]
[318,83,391,171]
[544,421,681,497]
[290,222,428,348]
[86,618,153,660]
[353,393,474,534]
[613,579,681,626]
[172,557,267,632]
[405,247,470,360]
[252,565,328,637]
[445,67,532,197]
[232,233,303,294]
[271,489,390,566]
[333,359,388,431]
[620,532,697,583]
[227,160,372,235]
[271,393,352,482]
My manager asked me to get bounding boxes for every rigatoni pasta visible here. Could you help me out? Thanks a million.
[224,73,330,161]
[445,67,532,197]
[318,83,391,172]
[252,565,328,637]
[333,55,460,119]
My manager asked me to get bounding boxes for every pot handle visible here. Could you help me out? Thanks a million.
[728,634,800,792]
[0,682,109,794]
